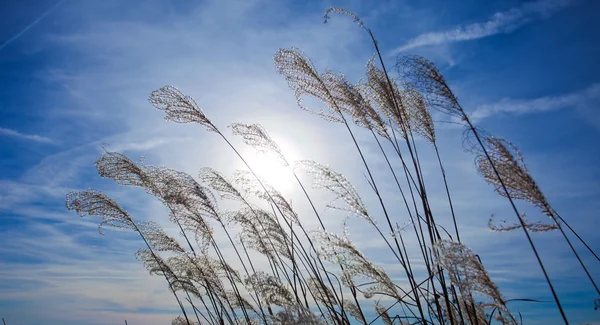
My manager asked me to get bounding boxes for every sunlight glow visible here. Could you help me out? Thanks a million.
[242,137,299,193]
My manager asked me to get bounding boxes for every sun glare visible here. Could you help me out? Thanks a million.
[242,138,299,193]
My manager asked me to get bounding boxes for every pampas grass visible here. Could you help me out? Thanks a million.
[65,8,598,325]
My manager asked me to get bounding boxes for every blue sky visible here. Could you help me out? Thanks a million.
[1,0,599,324]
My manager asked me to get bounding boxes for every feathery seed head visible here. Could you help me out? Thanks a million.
[397,54,463,119]
[199,167,244,202]
[146,166,220,221]
[171,316,200,325]
[477,137,553,218]
[436,240,516,324]
[66,190,135,235]
[227,207,288,261]
[489,213,558,233]
[230,123,289,166]
[222,290,259,317]
[169,204,214,250]
[274,48,344,123]
[149,86,217,132]
[234,169,300,224]
[324,7,365,28]
[404,87,436,143]
[139,221,185,253]
[95,150,149,187]
[314,230,399,300]
[375,301,393,325]
[330,73,391,140]
[135,248,175,280]
[271,306,325,325]
[136,250,201,298]
[343,300,366,324]
[307,277,338,306]
[295,160,373,224]
[245,272,296,308]
[365,59,410,139]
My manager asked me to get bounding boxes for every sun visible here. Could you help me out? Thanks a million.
[241,139,299,193]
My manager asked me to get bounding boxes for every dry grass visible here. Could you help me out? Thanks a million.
[65,8,598,325]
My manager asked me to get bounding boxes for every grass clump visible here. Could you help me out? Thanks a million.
[66,8,598,325]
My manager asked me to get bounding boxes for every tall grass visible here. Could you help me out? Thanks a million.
[65,8,598,325]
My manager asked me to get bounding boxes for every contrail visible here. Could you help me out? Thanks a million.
[0,0,67,52]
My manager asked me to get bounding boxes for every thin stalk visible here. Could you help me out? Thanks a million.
[370,128,427,312]
[370,32,455,325]
[208,237,252,324]
[433,142,461,243]
[238,197,297,290]
[368,271,440,325]
[172,214,239,324]
[389,123,444,322]
[216,130,345,323]
[551,208,600,262]
[546,209,599,295]
[216,219,269,323]
[136,224,193,325]
[239,238,275,317]
[168,211,225,324]
[290,171,366,323]
[186,297,213,324]
[463,116,568,324]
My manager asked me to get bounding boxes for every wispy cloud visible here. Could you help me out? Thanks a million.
[471,83,600,122]
[0,127,54,144]
[0,0,66,52]
[393,0,574,52]
[2,0,599,324]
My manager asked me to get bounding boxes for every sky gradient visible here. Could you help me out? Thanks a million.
[1,0,599,324]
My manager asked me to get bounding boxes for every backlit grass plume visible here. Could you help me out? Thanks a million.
[149,86,217,132]
[64,7,599,325]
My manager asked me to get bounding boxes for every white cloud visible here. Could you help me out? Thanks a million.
[0,1,377,323]
[3,0,599,324]
[0,127,54,143]
[393,0,574,52]
[471,83,600,122]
